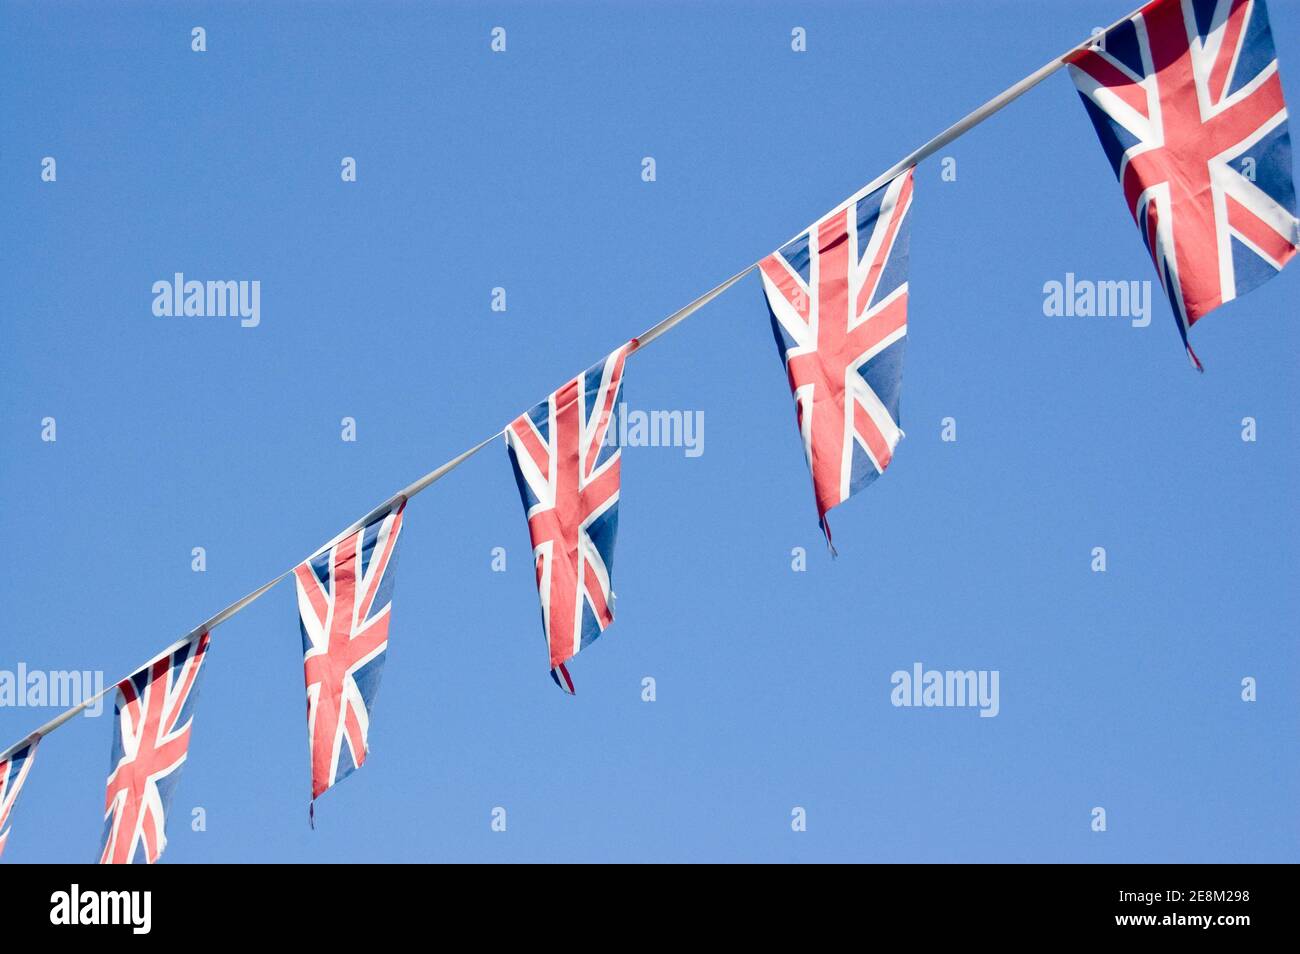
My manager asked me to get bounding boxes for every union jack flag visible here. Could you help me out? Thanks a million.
[100,633,210,864]
[0,737,38,860]
[504,342,636,693]
[1069,0,1299,369]
[759,168,915,545]
[295,504,403,801]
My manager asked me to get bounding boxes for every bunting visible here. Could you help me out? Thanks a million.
[1068,0,1298,368]
[295,504,404,802]
[0,1,1295,863]
[759,169,915,545]
[99,633,210,864]
[504,342,636,693]
[0,738,38,860]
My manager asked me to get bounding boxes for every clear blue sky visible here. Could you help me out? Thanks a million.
[2,0,1296,863]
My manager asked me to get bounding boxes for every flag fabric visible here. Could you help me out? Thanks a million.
[1068,0,1299,369]
[99,633,210,864]
[504,341,636,693]
[0,738,38,860]
[758,168,915,546]
[294,504,403,801]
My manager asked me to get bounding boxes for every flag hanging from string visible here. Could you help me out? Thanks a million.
[1068,0,1299,370]
[0,738,38,860]
[1,2,1298,866]
[295,504,404,804]
[504,341,636,693]
[758,168,915,548]
[99,633,211,864]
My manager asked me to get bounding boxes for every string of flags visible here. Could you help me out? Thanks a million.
[1,0,1295,862]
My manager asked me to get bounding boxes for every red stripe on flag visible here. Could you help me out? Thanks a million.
[1225,193,1298,266]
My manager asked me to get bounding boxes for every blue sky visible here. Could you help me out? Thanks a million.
[1,0,1296,863]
